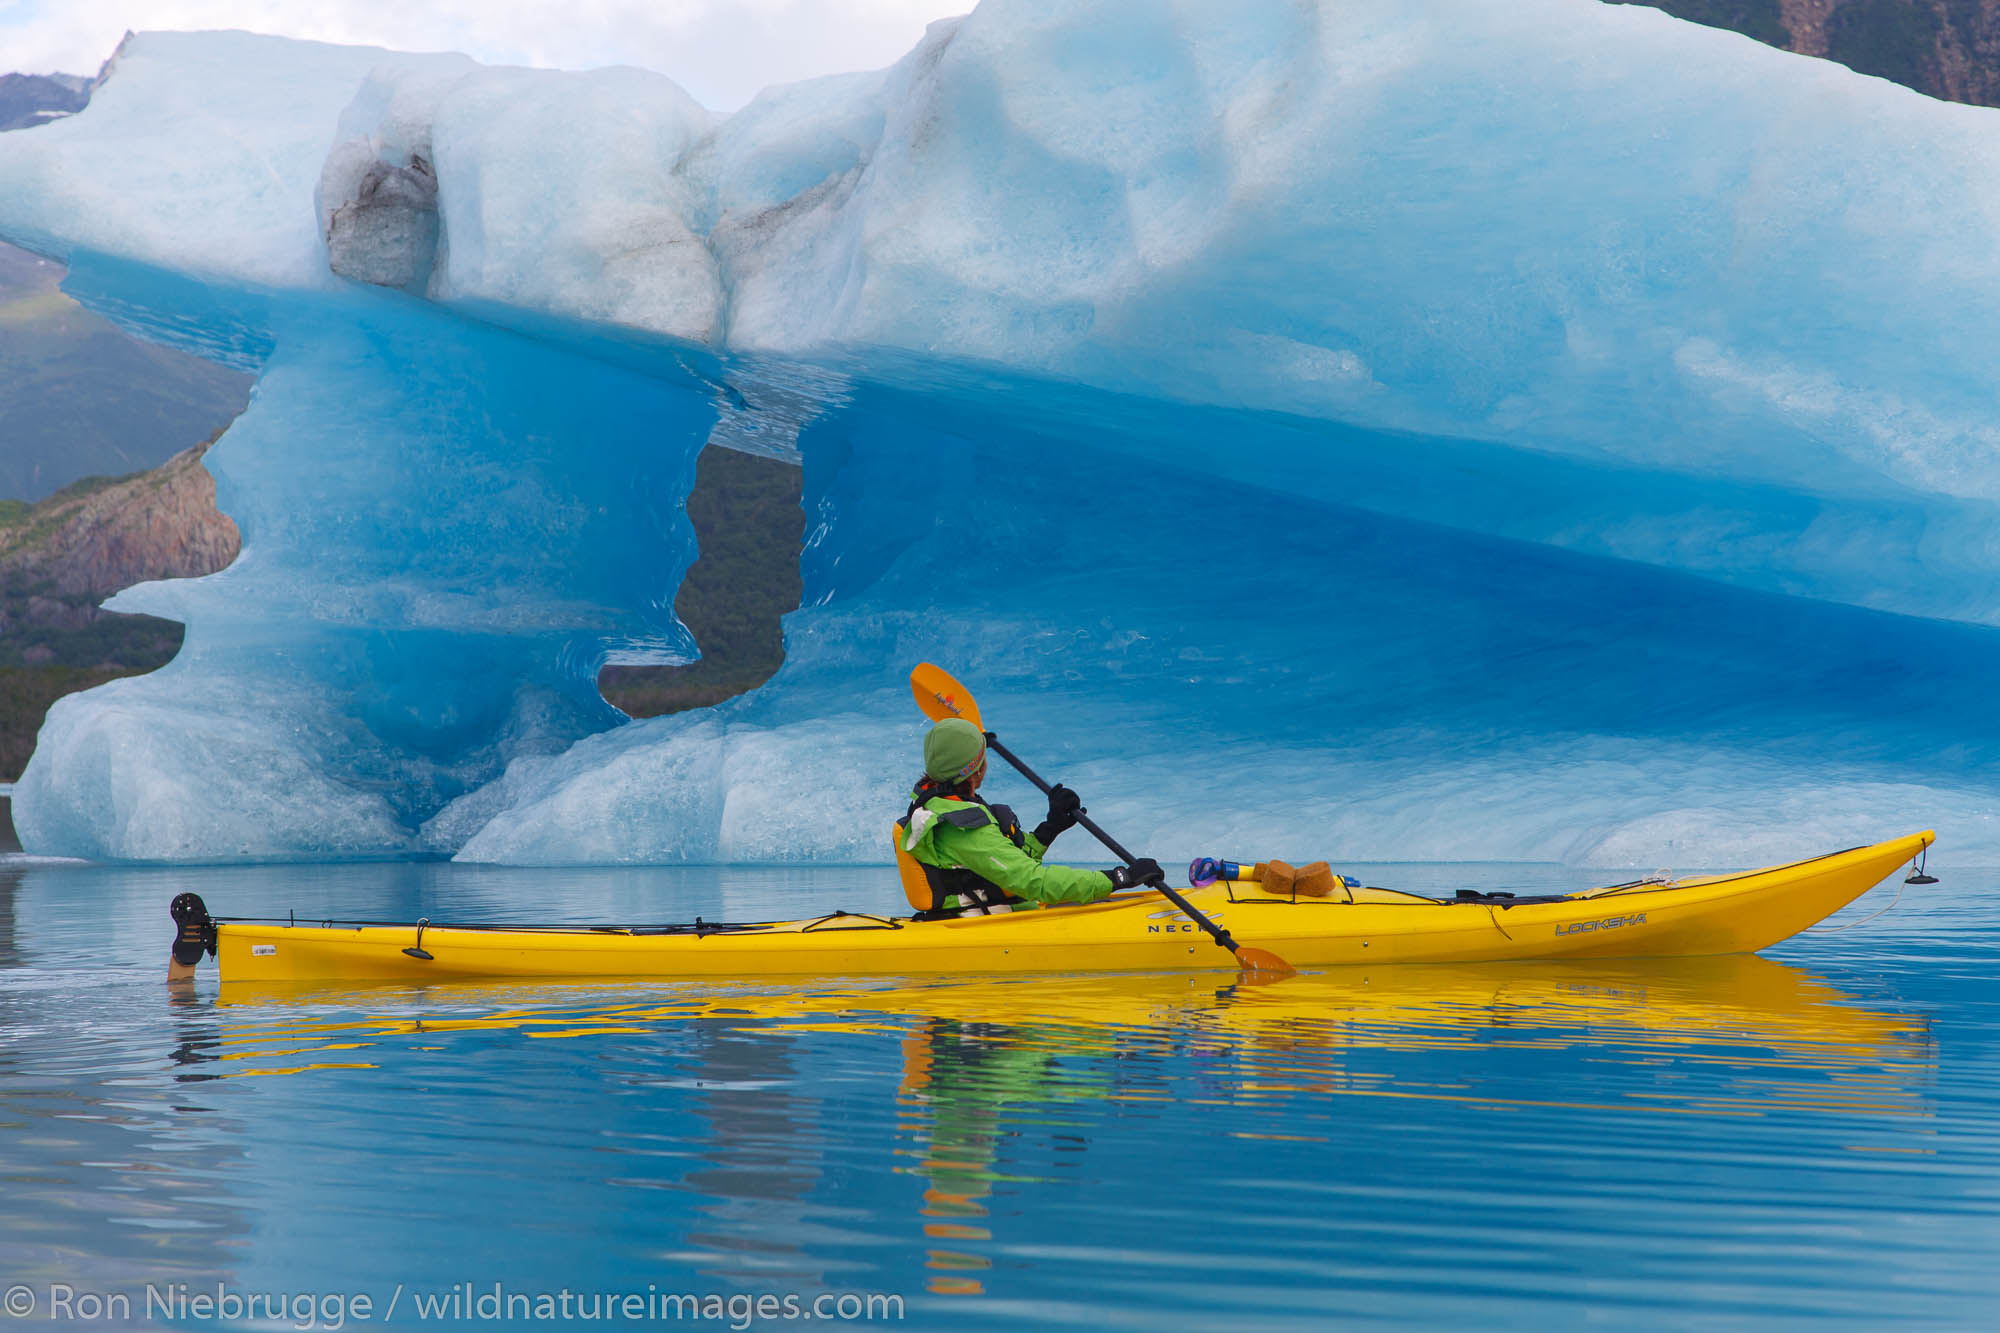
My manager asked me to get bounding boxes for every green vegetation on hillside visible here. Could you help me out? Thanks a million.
[0,602,184,779]
[0,468,135,544]
[0,665,159,783]
[599,445,804,717]
[0,590,184,671]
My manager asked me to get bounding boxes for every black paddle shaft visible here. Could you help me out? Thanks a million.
[981,732,1247,957]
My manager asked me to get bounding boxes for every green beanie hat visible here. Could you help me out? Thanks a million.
[924,717,987,782]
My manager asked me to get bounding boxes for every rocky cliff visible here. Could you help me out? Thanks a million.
[0,443,239,781]
[1623,0,2000,106]
[0,441,239,659]
[1,440,238,595]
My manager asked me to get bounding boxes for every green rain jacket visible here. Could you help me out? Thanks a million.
[902,793,1115,911]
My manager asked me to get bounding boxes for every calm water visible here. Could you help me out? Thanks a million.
[2,856,1997,1330]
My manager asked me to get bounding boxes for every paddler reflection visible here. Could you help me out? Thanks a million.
[896,1014,1122,1296]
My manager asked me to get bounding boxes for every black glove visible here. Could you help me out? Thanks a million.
[1032,784,1085,845]
[1107,857,1165,890]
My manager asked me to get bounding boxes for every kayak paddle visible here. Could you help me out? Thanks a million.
[909,662,1295,979]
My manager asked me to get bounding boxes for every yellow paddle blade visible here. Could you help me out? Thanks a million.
[1234,946,1297,982]
[910,662,984,730]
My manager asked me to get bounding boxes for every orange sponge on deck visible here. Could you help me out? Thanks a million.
[1248,859,1342,897]
[1293,861,1339,896]
[1255,860,1296,895]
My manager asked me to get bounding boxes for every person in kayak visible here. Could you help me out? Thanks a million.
[895,717,1164,916]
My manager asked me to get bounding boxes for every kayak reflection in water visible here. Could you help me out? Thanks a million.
[895,718,1163,917]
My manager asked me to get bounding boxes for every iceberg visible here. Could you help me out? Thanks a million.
[4,0,2000,866]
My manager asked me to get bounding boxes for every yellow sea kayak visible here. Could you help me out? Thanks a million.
[167,831,1934,984]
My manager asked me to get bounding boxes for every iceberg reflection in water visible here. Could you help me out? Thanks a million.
[7,860,1995,1326]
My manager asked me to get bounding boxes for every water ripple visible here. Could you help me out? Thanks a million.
[3,860,1998,1325]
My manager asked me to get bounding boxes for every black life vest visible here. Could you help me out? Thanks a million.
[894,783,1030,918]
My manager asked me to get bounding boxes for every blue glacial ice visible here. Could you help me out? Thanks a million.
[4,0,2000,866]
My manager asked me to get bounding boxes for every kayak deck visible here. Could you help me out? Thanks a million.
[199,831,1933,983]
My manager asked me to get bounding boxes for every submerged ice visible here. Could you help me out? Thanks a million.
[4,0,2000,865]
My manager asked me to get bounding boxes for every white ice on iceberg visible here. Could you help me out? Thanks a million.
[3,0,1999,864]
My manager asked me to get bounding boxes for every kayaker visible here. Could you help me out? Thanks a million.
[896,717,1164,915]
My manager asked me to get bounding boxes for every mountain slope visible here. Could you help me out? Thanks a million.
[0,441,240,779]
[1617,0,2000,106]
[0,242,252,501]
[0,72,88,132]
